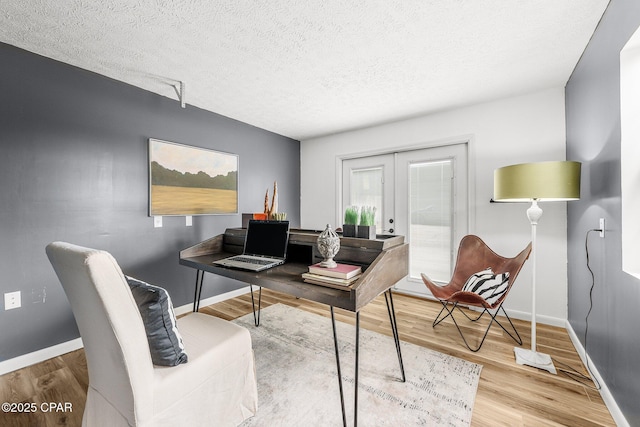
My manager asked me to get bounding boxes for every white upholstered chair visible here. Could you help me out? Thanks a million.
[46,242,258,427]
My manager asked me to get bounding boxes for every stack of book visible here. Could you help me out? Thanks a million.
[302,263,362,289]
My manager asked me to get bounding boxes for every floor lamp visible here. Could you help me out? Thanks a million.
[493,161,581,374]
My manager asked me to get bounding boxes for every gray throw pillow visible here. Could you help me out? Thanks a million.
[126,276,188,366]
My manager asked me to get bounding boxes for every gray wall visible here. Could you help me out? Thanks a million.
[565,0,640,424]
[0,43,300,362]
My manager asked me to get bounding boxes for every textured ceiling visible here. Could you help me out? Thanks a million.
[1,1,609,140]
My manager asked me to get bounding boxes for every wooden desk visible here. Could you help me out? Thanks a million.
[180,228,408,427]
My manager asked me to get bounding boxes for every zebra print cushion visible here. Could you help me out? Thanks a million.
[462,268,510,305]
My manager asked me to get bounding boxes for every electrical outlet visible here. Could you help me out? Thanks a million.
[599,218,605,238]
[5,291,21,310]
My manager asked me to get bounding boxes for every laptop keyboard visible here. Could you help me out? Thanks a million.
[233,256,276,265]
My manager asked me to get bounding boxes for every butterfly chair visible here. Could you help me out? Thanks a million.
[46,242,258,427]
[421,235,532,352]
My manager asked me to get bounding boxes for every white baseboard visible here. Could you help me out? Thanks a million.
[565,321,629,427]
[0,287,251,377]
[503,308,566,328]
[0,337,83,376]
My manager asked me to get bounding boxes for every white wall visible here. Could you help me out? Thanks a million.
[300,88,569,325]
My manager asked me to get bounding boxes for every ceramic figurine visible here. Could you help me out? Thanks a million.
[317,224,340,268]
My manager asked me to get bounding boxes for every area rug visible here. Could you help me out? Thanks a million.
[234,304,482,426]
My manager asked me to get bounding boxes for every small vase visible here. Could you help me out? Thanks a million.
[317,224,340,268]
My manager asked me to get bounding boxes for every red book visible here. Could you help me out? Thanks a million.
[308,263,362,279]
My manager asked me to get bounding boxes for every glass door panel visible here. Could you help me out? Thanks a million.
[409,160,453,283]
[350,167,384,232]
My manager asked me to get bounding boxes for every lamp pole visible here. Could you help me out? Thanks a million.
[527,199,542,352]
[513,199,557,374]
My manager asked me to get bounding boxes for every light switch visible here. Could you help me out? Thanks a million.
[154,216,163,228]
[186,216,193,227]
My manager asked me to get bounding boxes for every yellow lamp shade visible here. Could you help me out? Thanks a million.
[493,161,581,202]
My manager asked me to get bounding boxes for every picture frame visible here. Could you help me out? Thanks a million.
[148,138,239,216]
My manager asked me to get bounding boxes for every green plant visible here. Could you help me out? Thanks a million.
[359,206,376,226]
[344,206,359,225]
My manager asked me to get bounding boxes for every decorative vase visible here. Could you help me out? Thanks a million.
[317,224,340,268]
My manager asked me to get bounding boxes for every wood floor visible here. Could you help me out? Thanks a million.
[0,289,615,426]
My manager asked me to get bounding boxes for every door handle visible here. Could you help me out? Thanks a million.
[384,218,394,234]
[383,218,394,234]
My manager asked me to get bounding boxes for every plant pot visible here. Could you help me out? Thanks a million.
[357,225,376,239]
[342,224,357,238]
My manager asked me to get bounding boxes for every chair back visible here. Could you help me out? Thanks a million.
[451,235,532,301]
[46,242,153,425]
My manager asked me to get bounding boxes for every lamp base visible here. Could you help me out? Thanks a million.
[514,347,557,374]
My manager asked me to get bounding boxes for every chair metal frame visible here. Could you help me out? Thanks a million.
[431,294,523,352]
[422,235,532,352]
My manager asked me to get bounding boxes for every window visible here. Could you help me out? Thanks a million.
[621,25,640,279]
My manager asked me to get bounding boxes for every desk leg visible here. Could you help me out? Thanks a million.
[249,285,262,326]
[330,307,360,427]
[330,307,347,427]
[193,270,204,312]
[354,311,360,427]
[385,289,406,382]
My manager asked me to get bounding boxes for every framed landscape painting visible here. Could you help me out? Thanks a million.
[148,138,238,216]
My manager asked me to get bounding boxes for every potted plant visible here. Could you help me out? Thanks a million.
[343,206,359,237]
[357,206,377,239]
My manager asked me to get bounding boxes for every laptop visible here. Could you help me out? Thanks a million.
[213,220,290,272]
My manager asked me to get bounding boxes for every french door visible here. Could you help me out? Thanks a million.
[342,144,468,296]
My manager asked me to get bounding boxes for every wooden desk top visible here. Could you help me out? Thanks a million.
[180,228,408,312]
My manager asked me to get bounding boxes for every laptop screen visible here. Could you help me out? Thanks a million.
[244,220,290,258]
